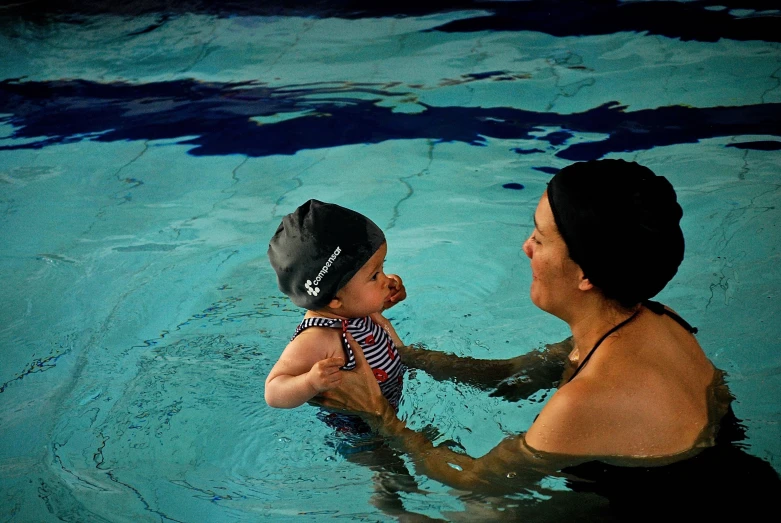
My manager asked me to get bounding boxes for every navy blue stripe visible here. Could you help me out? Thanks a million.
[292,316,405,406]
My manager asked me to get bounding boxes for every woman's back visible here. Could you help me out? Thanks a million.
[561,401,781,520]
[527,303,718,457]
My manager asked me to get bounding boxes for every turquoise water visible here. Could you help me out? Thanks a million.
[1,2,780,521]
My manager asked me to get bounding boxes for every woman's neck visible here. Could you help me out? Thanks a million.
[567,301,641,362]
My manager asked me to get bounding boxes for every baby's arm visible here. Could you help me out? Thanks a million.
[265,328,345,409]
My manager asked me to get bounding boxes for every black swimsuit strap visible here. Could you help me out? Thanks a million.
[643,299,698,334]
[567,301,699,382]
[293,317,355,368]
[568,309,641,382]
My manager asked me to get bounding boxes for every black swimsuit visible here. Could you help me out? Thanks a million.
[568,300,698,382]
[559,303,781,518]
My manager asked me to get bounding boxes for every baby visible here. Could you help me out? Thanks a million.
[265,199,407,415]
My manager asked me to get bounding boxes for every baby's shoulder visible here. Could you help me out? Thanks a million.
[287,323,344,359]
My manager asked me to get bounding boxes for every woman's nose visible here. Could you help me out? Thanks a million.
[523,237,533,259]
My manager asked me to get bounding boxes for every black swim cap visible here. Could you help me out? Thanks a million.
[547,160,685,308]
[268,199,385,310]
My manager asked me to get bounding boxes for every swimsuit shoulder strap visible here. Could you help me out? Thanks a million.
[643,299,699,334]
[567,301,698,383]
[293,317,356,369]
[293,316,341,338]
[568,309,640,382]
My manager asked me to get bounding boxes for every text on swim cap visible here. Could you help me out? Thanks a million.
[305,246,342,296]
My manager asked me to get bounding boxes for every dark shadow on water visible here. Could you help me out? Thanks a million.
[1,78,780,164]
[1,1,779,43]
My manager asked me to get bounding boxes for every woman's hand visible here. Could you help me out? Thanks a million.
[383,274,407,310]
[315,332,554,496]
[313,333,391,420]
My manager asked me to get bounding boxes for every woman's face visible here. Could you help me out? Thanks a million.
[522,191,584,318]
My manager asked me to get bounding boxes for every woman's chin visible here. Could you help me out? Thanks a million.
[528,285,540,305]
[529,290,553,314]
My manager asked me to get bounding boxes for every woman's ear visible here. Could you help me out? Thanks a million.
[577,268,594,291]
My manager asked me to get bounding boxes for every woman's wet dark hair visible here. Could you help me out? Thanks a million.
[547,159,685,309]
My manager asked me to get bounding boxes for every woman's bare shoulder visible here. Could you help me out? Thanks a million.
[524,379,605,454]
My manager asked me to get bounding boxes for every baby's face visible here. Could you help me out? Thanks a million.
[334,242,390,317]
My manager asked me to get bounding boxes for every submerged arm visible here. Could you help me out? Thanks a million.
[373,277,569,399]
[373,405,553,493]
[315,335,565,494]
[396,337,572,400]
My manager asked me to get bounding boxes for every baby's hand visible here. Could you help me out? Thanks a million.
[384,274,407,309]
[306,357,345,393]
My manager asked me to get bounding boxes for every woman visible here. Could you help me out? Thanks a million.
[316,160,780,518]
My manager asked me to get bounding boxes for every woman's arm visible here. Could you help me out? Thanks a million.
[315,335,569,494]
[394,338,572,399]
[376,407,550,493]
[377,273,571,398]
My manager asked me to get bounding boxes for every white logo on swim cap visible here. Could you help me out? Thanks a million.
[305,246,341,296]
[305,280,319,296]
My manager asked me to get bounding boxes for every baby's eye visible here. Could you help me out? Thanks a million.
[371,272,380,281]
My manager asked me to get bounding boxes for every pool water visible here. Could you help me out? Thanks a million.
[1,1,779,521]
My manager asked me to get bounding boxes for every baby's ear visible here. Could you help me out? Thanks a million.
[328,297,342,309]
